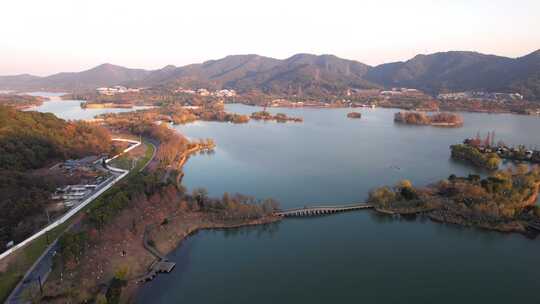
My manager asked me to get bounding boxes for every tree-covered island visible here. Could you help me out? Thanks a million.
[346,112,362,119]
[250,111,303,122]
[394,111,463,127]
[369,165,540,233]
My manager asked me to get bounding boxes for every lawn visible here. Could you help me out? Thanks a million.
[133,142,155,173]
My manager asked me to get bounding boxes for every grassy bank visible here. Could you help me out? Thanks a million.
[0,221,71,303]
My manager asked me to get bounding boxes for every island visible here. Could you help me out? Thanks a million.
[450,143,501,170]
[346,112,362,119]
[394,111,463,127]
[250,111,303,122]
[369,165,540,233]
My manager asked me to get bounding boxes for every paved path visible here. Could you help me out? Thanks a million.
[139,142,157,172]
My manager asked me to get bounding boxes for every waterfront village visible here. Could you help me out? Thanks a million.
[96,86,141,95]
[464,137,540,162]
[84,85,540,115]
[438,91,524,101]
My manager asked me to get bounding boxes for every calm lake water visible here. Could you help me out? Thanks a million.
[25,92,150,120]
[136,104,540,303]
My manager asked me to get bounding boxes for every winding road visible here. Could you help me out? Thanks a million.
[3,138,141,304]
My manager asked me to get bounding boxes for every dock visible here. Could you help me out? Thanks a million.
[139,225,176,283]
[139,260,176,282]
[528,220,540,231]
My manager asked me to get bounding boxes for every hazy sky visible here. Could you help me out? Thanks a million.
[1,0,539,76]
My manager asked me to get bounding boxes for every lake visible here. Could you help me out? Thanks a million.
[136,104,540,303]
[25,92,151,120]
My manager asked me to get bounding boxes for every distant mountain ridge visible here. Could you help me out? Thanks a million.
[0,63,151,92]
[1,50,539,99]
[365,51,540,98]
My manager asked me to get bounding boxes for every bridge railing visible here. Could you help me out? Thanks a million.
[276,202,371,213]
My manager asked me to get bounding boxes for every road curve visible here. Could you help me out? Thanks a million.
[0,138,140,261]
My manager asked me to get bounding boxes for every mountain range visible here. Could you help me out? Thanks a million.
[1,50,539,99]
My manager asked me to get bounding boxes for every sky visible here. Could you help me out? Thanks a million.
[1,0,539,76]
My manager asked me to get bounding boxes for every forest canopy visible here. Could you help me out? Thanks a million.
[0,106,115,248]
[0,106,113,170]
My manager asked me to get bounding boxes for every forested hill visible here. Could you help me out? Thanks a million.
[365,50,540,98]
[1,49,540,99]
[0,106,113,170]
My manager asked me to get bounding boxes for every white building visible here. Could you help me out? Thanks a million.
[214,89,237,97]
[97,86,140,95]
[197,88,210,96]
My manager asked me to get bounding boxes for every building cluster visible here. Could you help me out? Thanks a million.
[269,99,325,107]
[175,87,237,97]
[380,88,421,96]
[267,98,376,108]
[523,109,540,116]
[463,138,539,162]
[53,184,98,207]
[50,155,112,208]
[96,86,141,95]
[438,91,524,101]
[61,155,102,172]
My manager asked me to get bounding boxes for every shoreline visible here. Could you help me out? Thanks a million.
[374,207,529,234]
[124,215,281,302]
[235,102,539,116]
[25,101,540,302]
[373,181,540,235]
[83,102,134,109]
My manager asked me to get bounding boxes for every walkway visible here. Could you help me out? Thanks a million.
[139,226,176,283]
[139,142,157,172]
[275,203,373,217]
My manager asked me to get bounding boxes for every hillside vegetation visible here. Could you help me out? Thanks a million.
[0,106,114,249]
[366,50,540,99]
[0,106,113,170]
[2,50,539,100]
[0,94,44,109]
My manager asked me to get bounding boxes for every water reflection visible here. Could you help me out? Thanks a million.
[135,105,540,303]
[221,221,281,239]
